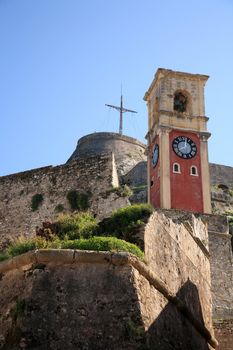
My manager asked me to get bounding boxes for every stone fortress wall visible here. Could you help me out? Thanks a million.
[0,211,217,349]
[0,153,128,250]
[0,132,233,349]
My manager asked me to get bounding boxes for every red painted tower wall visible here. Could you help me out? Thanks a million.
[169,130,203,213]
[150,136,160,208]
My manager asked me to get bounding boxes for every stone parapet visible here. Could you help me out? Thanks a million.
[0,249,217,348]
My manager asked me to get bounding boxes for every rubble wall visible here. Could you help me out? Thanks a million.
[0,154,128,250]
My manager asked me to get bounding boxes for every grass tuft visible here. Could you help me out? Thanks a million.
[57,212,98,240]
[61,236,144,259]
[7,236,47,257]
[99,203,153,240]
[0,236,144,261]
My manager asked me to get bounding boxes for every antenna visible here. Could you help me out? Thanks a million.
[105,95,137,135]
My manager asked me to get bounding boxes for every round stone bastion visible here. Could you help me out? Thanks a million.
[67,132,146,176]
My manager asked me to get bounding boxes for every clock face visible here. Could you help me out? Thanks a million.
[172,136,197,159]
[152,144,159,167]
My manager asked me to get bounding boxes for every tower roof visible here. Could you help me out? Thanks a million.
[144,68,209,101]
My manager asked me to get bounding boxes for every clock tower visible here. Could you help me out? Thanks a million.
[144,68,211,214]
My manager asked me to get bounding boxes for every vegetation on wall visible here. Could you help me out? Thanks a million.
[31,193,44,211]
[54,204,64,213]
[0,204,153,262]
[56,212,98,240]
[61,236,144,258]
[131,184,147,193]
[124,317,145,340]
[0,252,9,262]
[104,185,133,198]
[226,211,233,228]
[15,299,26,319]
[99,203,153,242]
[67,190,90,211]
[0,235,143,261]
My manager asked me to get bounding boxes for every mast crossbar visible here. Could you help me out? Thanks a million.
[105,95,137,135]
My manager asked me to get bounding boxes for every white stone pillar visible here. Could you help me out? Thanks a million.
[200,133,212,214]
[159,126,171,209]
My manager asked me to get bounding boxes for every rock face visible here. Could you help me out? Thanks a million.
[0,210,217,350]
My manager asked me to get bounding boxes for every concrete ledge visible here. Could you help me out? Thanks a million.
[0,249,218,348]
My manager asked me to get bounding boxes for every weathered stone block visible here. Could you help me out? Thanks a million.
[35,249,74,264]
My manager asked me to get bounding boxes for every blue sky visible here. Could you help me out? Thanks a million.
[0,0,232,176]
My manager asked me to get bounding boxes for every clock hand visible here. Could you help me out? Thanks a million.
[179,143,187,150]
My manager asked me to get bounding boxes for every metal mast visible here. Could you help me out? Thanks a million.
[105,95,137,135]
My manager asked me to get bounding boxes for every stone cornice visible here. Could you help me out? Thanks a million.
[158,110,209,121]
[144,68,209,101]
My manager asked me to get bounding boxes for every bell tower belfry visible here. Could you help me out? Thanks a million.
[144,68,211,214]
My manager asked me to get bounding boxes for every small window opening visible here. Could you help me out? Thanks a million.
[190,166,198,176]
[173,163,181,173]
[174,92,188,113]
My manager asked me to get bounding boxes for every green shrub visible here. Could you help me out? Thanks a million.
[0,252,9,262]
[124,318,145,339]
[7,236,47,257]
[105,185,133,198]
[31,193,43,211]
[224,211,233,226]
[228,216,233,227]
[54,204,64,213]
[99,204,153,241]
[15,299,26,318]
[61,236,144,259]
[67,190,90,211]
[57,212,98,240]
[0,236,143,260]
[132,184,147,193]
